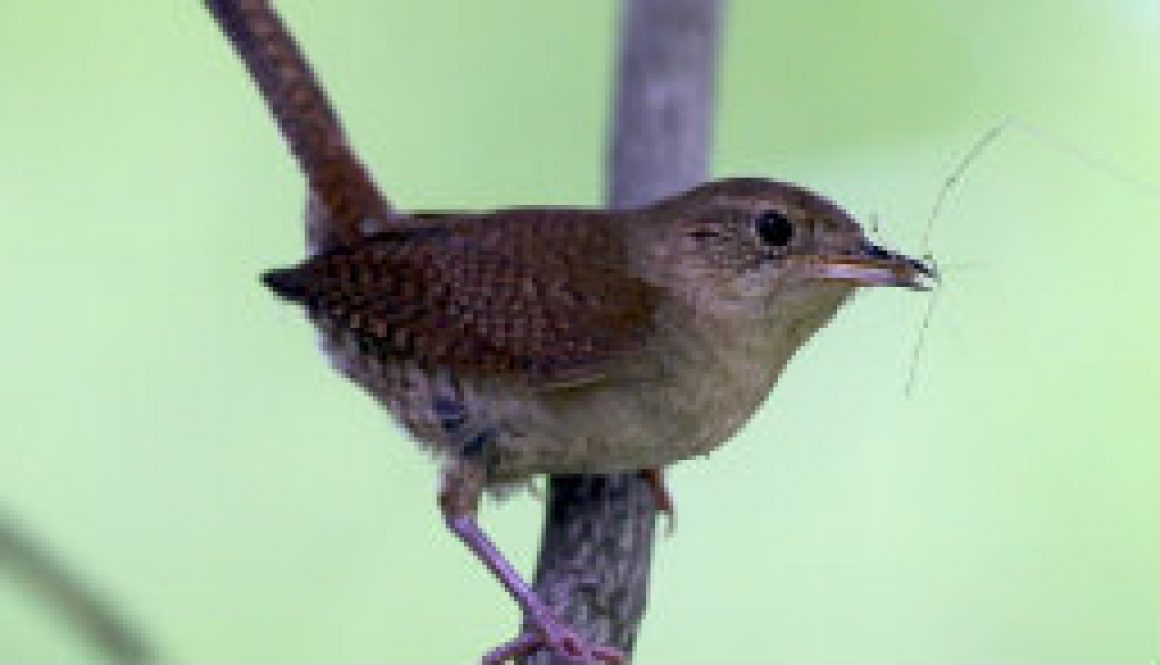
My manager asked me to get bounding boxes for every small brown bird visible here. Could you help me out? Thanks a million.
[206,1,933,663]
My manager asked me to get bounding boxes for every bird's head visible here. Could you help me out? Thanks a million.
[632,177,934,324]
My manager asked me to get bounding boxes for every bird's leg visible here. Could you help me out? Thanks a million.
[438,457,623,664]
[640,468,676,534]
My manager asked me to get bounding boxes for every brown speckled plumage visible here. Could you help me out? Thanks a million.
[264,212,657,387]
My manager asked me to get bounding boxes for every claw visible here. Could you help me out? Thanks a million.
[482,608,625,664]
[482,632,539,665]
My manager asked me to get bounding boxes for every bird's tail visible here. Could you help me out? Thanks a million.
[260,265,311,303]
[204,0,391,249]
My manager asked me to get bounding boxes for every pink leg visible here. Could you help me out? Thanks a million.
[440,464,624,664]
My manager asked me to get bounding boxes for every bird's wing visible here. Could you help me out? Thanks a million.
[265,210,657,387]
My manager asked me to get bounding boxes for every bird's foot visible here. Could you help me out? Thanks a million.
[482,608,624,665]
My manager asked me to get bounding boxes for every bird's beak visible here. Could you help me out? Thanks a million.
[807,242,937,291]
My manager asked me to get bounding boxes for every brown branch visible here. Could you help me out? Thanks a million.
[0,511,156,664]
[525,1,724,662]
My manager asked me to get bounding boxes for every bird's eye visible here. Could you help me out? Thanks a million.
[754,210,794,247]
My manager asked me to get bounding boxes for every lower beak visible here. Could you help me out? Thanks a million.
[808,243,937,291]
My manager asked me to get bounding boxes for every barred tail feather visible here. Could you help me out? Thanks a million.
[205,0,391,248]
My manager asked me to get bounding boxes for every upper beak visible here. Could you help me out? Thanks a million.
[808,242,937,291]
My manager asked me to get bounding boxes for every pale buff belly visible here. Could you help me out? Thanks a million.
[481,316,793,481]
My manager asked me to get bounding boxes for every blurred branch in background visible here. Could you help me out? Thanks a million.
[525,1,724,662]
[0,510,156,664]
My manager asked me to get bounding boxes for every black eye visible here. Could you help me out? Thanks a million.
[754,210,794,247]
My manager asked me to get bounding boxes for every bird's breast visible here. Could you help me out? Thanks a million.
[477,303,810,480]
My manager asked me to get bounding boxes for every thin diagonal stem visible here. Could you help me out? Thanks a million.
[0,512,156,664]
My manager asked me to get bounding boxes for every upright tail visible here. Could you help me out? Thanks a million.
[204,0,391,249]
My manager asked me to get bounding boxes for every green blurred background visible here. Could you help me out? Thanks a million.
[1,1,1157,662]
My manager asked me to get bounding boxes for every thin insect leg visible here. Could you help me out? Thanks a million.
[920,120,1010,250]
[906,122,1009,396]
[904,269,942,398]
[1008,119,1160,201]
[907,116,1160,396]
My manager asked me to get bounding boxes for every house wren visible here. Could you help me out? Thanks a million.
[206,1,933,663]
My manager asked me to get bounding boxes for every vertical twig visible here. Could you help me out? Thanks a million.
[607,0,723,211]
[524,1,724,662]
